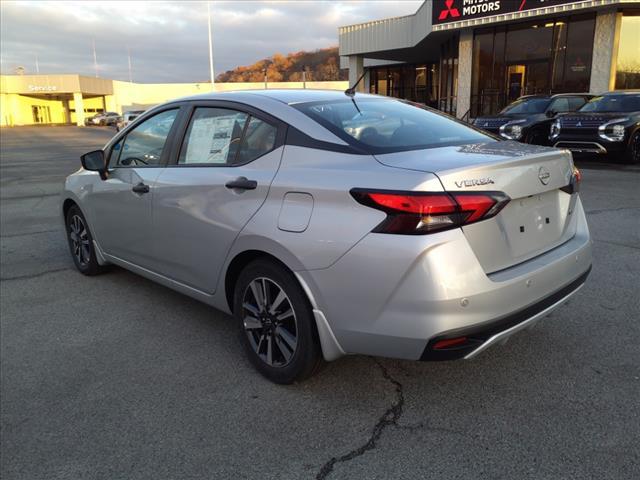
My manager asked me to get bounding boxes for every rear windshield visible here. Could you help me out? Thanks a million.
[500,97,550,114]
[294,98,492,153]
[579,94,640,112]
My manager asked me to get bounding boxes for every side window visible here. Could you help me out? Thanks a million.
[116,109,178,167]
[179,108,248,165]
[567,97,587,111]
[234,116,278,165]
[549,98,570,113]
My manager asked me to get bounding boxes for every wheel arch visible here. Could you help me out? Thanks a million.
[222,245,345,362]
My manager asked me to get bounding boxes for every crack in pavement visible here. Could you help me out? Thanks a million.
[0,228,61,238]
[586,206,640,215]
[315,359,404,480]
[594,238,640,251]
[0,267,71,282]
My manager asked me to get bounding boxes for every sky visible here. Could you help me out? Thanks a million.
[0,1,422,83]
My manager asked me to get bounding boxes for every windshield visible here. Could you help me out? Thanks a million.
[500,97,550,114]
[294,98,492,152]
[579,94,640,112]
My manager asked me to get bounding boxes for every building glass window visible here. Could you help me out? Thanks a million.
[615,13,640,90]
[470,13,595,116]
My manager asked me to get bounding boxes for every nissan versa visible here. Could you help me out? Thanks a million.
[61,90,592,383]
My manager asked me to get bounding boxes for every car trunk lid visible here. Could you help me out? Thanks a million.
[374,141,578,273]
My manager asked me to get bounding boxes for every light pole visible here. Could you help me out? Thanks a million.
[127,47,133,83]
[92,38,98,77]
[207,1,215,90]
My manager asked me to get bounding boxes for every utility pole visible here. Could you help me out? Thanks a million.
[35,54,40,74]
[207,1,215,90]
[127,47,133,83]
[302,68,306,89]
[92,38,98,77]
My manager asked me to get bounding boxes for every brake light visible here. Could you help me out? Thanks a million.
[351,189,510,235]
[560,166,582,194]
[573,166,582,184]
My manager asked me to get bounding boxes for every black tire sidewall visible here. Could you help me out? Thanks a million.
[233,259,321,384]
[65,205,102,275]
[626,132,640,164]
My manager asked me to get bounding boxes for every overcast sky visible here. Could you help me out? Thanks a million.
[0,1,422,82]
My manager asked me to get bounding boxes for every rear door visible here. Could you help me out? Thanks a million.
[152,102,286,293]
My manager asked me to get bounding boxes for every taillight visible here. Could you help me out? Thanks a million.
[350,189,510,235]
[560,166,582,194]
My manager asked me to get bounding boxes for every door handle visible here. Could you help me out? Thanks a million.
[132,182,150,194]
[225,177,257,190]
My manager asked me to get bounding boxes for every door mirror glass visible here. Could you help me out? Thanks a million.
[81,150,105,171]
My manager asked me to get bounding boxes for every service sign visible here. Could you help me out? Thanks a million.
[433,0,582,25]
[28,85,58,92]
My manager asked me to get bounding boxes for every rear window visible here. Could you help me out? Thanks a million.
[294,98,491,153]
[579,94,640,112]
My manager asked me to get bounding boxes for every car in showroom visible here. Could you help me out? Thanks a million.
[550,91,640,163]
[116,109,146,131]
[473,94,593,145]
[61,90,592,383]
[85,111,121,127]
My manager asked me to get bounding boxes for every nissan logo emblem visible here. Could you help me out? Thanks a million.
[538,166,551,185]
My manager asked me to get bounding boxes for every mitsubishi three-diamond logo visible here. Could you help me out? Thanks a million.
[439,0,461,20]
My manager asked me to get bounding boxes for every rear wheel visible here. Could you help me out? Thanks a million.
[624,131,640,164]
[233,259,322,384]
[65,205,106,276]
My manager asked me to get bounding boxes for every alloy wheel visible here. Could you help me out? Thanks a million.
[242,277,298,367]
[68,214,91,266]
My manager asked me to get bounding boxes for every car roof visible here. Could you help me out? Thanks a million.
[600,90,640,95]
[518,93,591,100]
[178,89,381,106]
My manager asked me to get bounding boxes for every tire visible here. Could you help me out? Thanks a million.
[624,131,640,164]
[233,259,322,384]
[65,205,107,276]
[525,129,546,146]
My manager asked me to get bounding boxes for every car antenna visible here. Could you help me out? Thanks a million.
[344,68,368,97]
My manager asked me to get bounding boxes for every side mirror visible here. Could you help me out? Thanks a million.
[546,110,556,118]
[80,150,107,180]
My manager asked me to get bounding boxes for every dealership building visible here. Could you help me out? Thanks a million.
[0,75,347,127]
[339,0,640,118]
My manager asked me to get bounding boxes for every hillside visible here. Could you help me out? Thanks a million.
[215,47,347,82]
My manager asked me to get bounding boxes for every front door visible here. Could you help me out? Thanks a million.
[152,105,284,293]
[88,108,180,269]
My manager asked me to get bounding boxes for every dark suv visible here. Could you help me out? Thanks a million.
[550,92,640,163]
[473,94,593,145]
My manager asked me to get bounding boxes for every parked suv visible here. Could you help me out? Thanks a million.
[116,110,145,132]
[473,94,592,145]
[550,91,640,163]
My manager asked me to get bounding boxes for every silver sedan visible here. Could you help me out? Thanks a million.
[61,90,592,383]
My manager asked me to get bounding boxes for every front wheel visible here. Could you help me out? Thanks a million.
[525,129,546,145]
[624,131,640,164]
[65,205,107,276]
[233,259,322,384]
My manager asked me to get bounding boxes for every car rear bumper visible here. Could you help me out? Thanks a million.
[301,197,592,361]
[420,266,590,360]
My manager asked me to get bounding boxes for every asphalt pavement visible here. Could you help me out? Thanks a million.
[1,126,639,480]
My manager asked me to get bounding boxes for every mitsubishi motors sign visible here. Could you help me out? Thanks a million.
[432,0,582,25]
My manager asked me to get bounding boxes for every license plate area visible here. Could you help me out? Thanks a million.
[499,190,568,258]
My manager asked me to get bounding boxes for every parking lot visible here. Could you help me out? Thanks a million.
[1,126,639,479]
